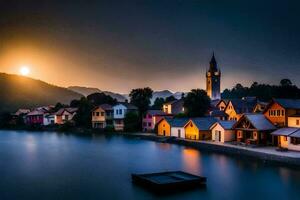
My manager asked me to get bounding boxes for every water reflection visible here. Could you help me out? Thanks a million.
[181,148,202,174]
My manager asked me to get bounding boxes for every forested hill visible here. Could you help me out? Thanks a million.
[221,79,300,101]
[0,73,83,112]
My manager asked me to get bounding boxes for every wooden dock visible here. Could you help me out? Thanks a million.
[132,171,206,192]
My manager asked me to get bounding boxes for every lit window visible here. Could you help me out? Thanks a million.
[284,136,287,141]
[296,120,300,125]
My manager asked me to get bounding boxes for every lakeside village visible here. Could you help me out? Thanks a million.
[5,54,300,153]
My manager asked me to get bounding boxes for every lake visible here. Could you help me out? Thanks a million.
[0,130,299,200]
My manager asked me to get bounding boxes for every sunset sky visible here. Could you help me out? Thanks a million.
[0,0,300,93]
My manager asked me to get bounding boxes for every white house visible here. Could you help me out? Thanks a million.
[210,120,236,143]
[43,114,55,126]
[112,102,138,131]
[170,118,189,138]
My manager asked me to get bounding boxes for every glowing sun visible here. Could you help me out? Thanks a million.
[20,66,30,76]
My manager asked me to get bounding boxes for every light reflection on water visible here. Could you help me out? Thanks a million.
[0,130,299,200]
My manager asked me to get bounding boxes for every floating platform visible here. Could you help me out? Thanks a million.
[132,171,206,192]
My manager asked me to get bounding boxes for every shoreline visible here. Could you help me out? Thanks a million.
[122,132,300,167]
[2,128,300,167]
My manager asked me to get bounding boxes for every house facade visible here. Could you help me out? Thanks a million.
[170,118,189,138]
[263,99,300,127]
[234,113,276,145]
[184,117,217,140]
[157,118,172,136]
[271,115,300,151]
[162,99,185,115]
[210,121,236,143]
[25,110,46,125]
[142,110,170,132]
[224,97,257,121]
[91,104,113,129]
[113,102,138,131]
[55,108,78,124]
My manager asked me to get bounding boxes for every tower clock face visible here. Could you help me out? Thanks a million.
[214,72,219,76]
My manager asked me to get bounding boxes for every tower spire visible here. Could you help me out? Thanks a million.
[209,51,217,71]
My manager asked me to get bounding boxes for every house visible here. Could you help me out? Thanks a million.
[253,101,268,113]
[224,97,257,121]
[170,118,189,138]
[233,113,276,145]
[263,99,300,127]
[288,114,300,127]
[208,110,228,120]
[142,110,171,132]
[162,99,185,115]
[43,114,55,126]
[112,102,138,131]
[270,115,300,151]
[184,117,217,140]
[91,104,113,129]
[210,120,236,143]
[215,99,228,111]
[157,117,172,136]
[55,107,78,124]
[25,110,47,125]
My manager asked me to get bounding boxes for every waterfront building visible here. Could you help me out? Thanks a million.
[25,109,48,126]
[91,104,113,129]
[162,99,185,115]
[157,118,172,136]
[210,120,236,143]
[233,113,276,145]
[206,53,221,100]
[142,110,171,132]
[263,99,300,127]
[170,118,189,138]
[184,117,217,140]
[112,102,138,131]
[43,114,55,125]
[55,107,78,124]
[270,115,300,151]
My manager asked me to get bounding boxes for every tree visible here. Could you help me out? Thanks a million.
[165,95,176,103]
[124,112,139,132]
[152,97,165,110]
[73,97,94,128]
[183,89,210,117]
[87,92,117,106]
[280,79,292,87]
[129,87,153,116]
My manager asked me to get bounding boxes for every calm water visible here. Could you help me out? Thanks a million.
[0,130,299,200]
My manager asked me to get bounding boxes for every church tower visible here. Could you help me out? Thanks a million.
[206,53,221,100]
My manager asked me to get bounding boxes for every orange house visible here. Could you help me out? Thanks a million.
[157,118,172,136]
[263,99,300,127]
[184,117,217,140]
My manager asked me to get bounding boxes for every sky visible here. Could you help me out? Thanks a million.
[0,0,300,93]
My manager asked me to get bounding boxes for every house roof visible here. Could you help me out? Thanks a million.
[163,99,183,106]
[273,99,300,109]
[236,113,276,131]
[187,117,217,131]
[146,110,166,116]
[169,118,189,127]
[55,107,78,116]
[227,98,257,114]
[27,110,46,116]
[209,110,228,117]
[15,109,31,115]
[271,127,299,136]
[99,104,113,111]
[212,120,236,130]
[290,129,300,138]
[117,102,138,110]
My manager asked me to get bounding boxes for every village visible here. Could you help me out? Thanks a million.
[8,54,300,154]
